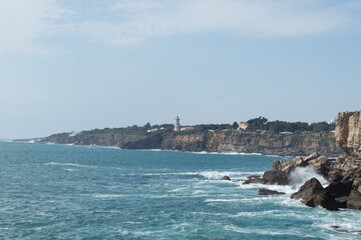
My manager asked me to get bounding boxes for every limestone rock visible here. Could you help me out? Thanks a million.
[335,111,361,156]
[347,197,361,210]
[304,152,320,162]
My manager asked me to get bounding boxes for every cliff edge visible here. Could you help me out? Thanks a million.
[335,111,361,156]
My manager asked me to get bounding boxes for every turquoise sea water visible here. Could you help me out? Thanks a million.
[1,142,361,239]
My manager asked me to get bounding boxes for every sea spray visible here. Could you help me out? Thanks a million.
[289,166,328,189]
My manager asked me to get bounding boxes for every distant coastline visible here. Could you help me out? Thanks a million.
[18,124,341,157]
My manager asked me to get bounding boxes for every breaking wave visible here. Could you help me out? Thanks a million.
[289,166,328,189]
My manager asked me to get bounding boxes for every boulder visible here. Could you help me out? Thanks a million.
[304,152,320,162]
[272,157,306,173]
[291,178,325,200]
[325,181,352,199]
[262,170,289,185]
[243,175,266,185]
[291,178,338,211]
[347,197,361,210]
[308,155,330,176]
[258,188,286,195]
[350,189,361,197]
[222,175,231,181]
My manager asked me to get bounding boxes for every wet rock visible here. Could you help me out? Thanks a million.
[258,188,286,195]
[222,175,231,181]
[243,175,266,185]
[325,181,352,199]
[291,178,338,211]
[262,170,289,185]
[331,225,361,235]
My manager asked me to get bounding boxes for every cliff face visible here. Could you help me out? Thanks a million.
[163,131,340,156]
[335,111,361,156]
[42,129,342,156]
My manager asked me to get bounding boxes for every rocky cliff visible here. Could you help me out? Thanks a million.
[335,111,361,156]
[249,110,361,211]
[40,129,341,156]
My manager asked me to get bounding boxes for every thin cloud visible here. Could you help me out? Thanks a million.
[0,0,71,54]
[0,0,359,54]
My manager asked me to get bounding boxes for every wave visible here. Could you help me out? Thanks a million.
[140,170,263,181]
[289,166,329,189]
[44,162,98,168]
[93,194,125,199]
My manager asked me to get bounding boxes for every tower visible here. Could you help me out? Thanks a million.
[174,116,180,132]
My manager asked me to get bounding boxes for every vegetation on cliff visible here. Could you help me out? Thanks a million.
[39,118,340,156]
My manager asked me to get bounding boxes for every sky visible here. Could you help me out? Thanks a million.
[0,0,361,139]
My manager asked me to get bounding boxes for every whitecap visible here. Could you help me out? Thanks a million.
[93,194,125,199]
[44,162,98,168]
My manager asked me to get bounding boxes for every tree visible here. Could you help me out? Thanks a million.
[144,122,151,129]
[232,121,239,130]
[247,116,268,131]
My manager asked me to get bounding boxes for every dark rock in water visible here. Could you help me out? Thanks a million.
[222,175,231,181]
[262,170,289,185]
[291,178,338,211]
[243,175,266,185]
[331,225,361,235]
[335,196,350,208]
[291,178,324,200]
[325,181,352,199]
[258,188,286,195]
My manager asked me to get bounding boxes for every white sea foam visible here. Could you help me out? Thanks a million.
[64,168,78,172]
[289,166,328,189]
[93,194,125,199]
[204,198,242,203]
[44,162,98,168]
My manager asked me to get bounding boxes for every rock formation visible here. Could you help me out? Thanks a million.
[335,111,361,156]
[243,110,361,211]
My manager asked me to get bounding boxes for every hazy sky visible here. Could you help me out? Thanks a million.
[1,0,361,139]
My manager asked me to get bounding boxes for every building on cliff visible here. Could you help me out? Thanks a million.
[238,122,249,131]
[174,116,180,132]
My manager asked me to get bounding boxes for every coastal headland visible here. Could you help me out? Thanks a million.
[36,118,341,157]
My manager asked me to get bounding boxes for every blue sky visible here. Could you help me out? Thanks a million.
[0,0,361,139]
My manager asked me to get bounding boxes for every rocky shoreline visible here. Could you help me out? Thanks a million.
[241,111,361,211]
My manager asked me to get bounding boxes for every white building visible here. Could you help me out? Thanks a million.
[174,116,181,132]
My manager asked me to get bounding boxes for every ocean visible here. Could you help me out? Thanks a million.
[1,142,361,239]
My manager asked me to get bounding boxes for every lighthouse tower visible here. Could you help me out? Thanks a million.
[174,116,180,132]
